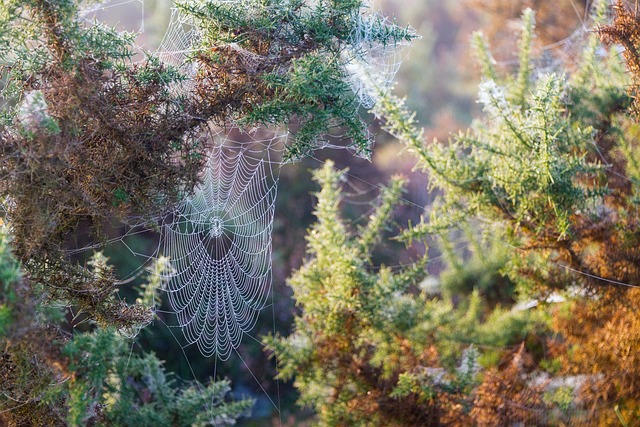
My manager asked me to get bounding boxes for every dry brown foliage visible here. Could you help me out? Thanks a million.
[553,288,640,424]
[598,0,640,115]
[471,344,550,426]
[2,58,206,258]
[308,321,475,426]
[458,3,640,420]
[0,329,68,427]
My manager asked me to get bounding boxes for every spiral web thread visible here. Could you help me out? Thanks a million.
[149,0,406,358]
[155,4,198,95]
[152,4,279,359]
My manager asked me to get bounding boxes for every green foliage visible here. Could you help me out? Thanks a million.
[422,45,607,241]
[0,223,19,337]
[438,226,516,305]
[182,0,416,159]
[267,161,552,425]
[64,328,252,427]
[377,2,631,294]
[543,386,574,412]
[136,256,170,310]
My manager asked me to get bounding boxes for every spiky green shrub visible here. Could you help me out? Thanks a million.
[377,4,632,295]
[0,229,252,426]
[266,161,554,426]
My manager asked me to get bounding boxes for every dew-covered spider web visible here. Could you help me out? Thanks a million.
[160,128,286,360]
[343,3,415,108]
[152,3,286,360]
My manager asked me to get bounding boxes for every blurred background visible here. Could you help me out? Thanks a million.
[87,0,590,424]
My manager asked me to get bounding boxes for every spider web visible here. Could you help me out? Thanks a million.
[152,3,285,360]
[160,128,286,360]
[344,2,416,108]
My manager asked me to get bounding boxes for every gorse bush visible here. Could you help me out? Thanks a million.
[369,1,640,424]
[0,232,253,426]
[266,161,553,425]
